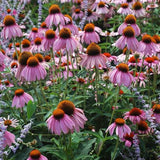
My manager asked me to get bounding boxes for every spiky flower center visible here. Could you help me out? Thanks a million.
[8,43,12,49]
[11,62,18,68]
[16,43,20,47]
[45,29,56,39]
[115,118,125,126]
[138,120,148,131]
[152,35,160,44]
[75,8,81,14]
[3,15,15,26]
[129,56,139,63]
[4,80,10,86]
[86,43,101,56]
[103,53,111,57]
[133,2,143,10]
[34,37,42,45]
[35,53,44,62]
[18,51,33,66]
[129,107,142,116]
[152,56,159,61]
[30,149,41,159]
[65,15,72,24]
[84,23,94,32]
[87,9,93,16]
[15,89,24,96]
[121,3,129,8]
[142,35,155,44]
[124,133,134,141]
[123,26,135,37]
[53,108,64,120]
[117,63,129,72]
[152,104,160,113]
[59,28,71,39]
[27,56,39,67]
[41,22,47,28]
[98,1,105,8]
[57,100,75,115]
[13,50,21,60]
[49,5,61,14]
[44,55,51,62]
[145,57,154,63]
[4,120,12,126]
[125,15,136,24]
[32,28,38,33]
[22,39,31,48]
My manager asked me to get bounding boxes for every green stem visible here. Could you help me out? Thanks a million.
[111,138,119,160]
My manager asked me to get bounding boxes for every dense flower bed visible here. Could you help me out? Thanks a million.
[0,0,160,160]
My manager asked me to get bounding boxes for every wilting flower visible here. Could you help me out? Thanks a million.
[80,23,101,44]
[21,56,47,81]
[57,100,87,132]
[106,118,131,138]
[118,14,140,36]
[27,149,48,160]
[45,4,65,27]
[115,26,139,51]
[117,3,133,15]
[124,107,146,124]
[1,15,22,40]
[12,89,33,109]
[137,120,150,134]
[47,108,75,135]
[80,43,107,69]
[109,63,134,87]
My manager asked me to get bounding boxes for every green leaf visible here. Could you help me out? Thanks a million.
[27,100,36,119]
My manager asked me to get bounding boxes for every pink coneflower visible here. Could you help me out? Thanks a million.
[80,43,107,69]
[21,39,31,52]
[45,4,65,27]
[103,52,117,64]
[80,23,101,44]
[57,100,87,132]
[4,80,14,88]
[54,28,79,53]
[128,56,141,66]
[27,149,48,160]
[21,56,47,81]
[38,22,48,38]
[124,107,146,124]
[47,108,75,135]
[126,0,135,7]
[30,37,43,53]
[144,57,159,67]
[35,53,49,69]
[42,29,57,51]
[86,9,99,22]
[152,35,160,52]
[3,130,15,148]
[115,26,139,52]
[1,15,22,40]
[16,51,33,80]
[132,1,146,17]
[138,34,157,56]
[109,63,134,87]
[117,3,133,15]
[12,89,33,109]
[28,28,40,41]
[72,8,84,20]
[96,1,109,14]
[63,15,79,35]
[118,14,140,36]
[121,132,134,147]
[152,104,160,123]
[137,120,150,134]
[106,118,131,138]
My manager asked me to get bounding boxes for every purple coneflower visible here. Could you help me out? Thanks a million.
[72,8,84,20]
[27,149,48,160]
[117,3,133,15]
[132,1,146,17]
